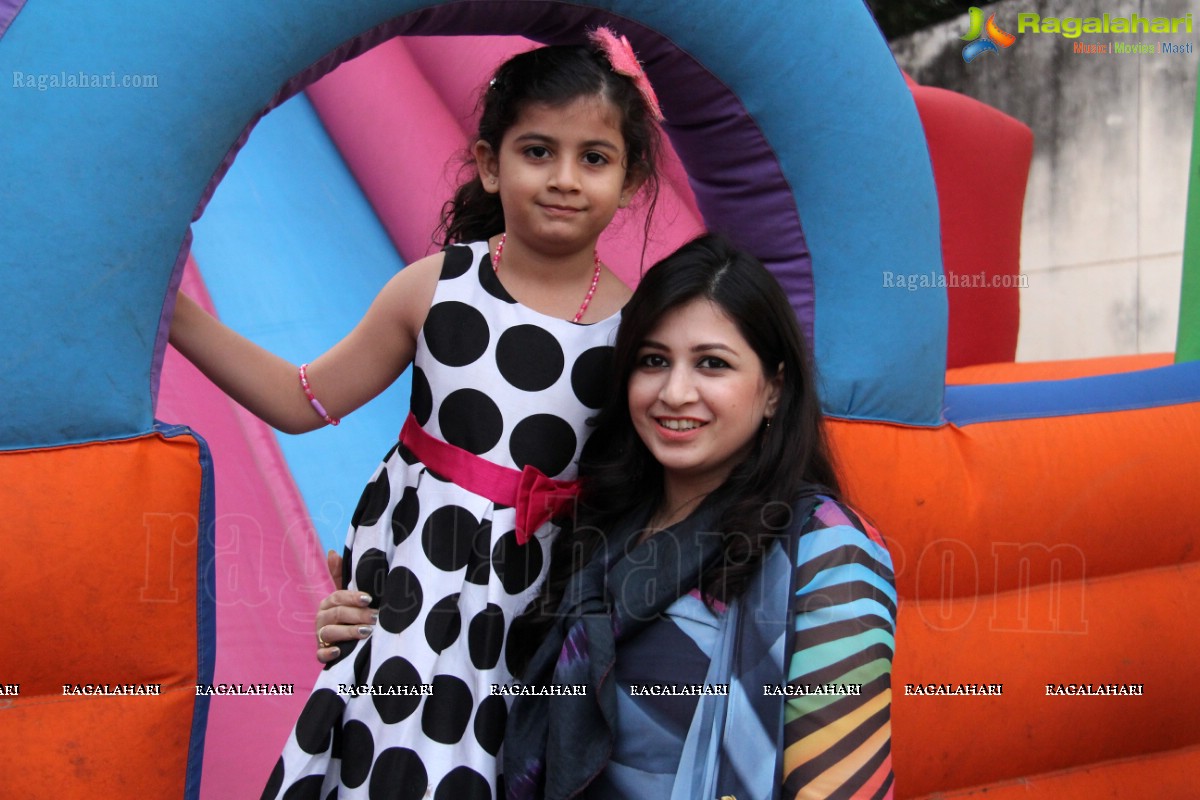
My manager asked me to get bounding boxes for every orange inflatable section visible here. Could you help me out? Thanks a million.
[948,353,1175,384]
[830,404,1200,601]
[925,744,1200,799]
[890,564,1200,796]
[0,431,210,798]
[825,362,1200,798]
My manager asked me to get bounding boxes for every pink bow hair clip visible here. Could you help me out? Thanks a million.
[588,26,664,123]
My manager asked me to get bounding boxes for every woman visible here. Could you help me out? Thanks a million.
[503,235,897,800]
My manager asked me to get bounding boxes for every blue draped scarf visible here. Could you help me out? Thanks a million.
[504,494,820,800]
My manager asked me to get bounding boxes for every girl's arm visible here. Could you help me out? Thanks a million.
[169,253,443,434]
[782,501,897,799]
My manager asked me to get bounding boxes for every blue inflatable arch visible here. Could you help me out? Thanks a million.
[0,0,945,453]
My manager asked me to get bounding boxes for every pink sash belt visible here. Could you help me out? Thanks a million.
[399,413,579,545]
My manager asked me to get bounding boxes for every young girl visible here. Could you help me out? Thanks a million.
[169,33,664,800]
[501,236,897,799]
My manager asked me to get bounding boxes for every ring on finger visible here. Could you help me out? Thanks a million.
[317,626,331,649]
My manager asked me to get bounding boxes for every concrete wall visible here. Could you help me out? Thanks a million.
[891,0,1198,361]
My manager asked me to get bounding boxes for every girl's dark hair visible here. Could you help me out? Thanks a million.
[508,235,840,672]
[437,43,661,247]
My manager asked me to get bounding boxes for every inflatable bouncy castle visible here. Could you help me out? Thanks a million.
[2,2,1198,798]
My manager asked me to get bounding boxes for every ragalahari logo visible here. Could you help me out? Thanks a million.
[961,7,1017,62]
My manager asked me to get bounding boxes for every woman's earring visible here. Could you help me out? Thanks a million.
[764,417,772,431]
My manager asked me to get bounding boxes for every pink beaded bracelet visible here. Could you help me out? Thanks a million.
[298,363,340,426]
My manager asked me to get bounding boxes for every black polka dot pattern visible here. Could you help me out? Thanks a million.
[424,593,462,653]
[340,721,374,789]
[331,728,351,768]
[368,748,427,800]
[467,603,506,671]
[397,442,419,466]
[496,324,565,392]
[354,549,389,605]
[464,519,492,585]
[378,566,423,634]
[504,611,541,679]
[421,674,473,744]
[434,766,492,800]
[421,505,480,573]
[509,413,577,477]
[473,694,507,756]
[424,301,490,368]
[478,249,517,303]
[441,244,473,279]
[571,345,615,409]
[351,471,390,529]
[329,712,344,760]
[294,689,346,755]
[282,776,325,800]
[263,758,284,798]
[372,656,423,724]
[391,487,419,546]
[341,542,353,586]
[438,389,503,455]
[410,367,432,426]
[268,242,619,799]
[491,529,545,596]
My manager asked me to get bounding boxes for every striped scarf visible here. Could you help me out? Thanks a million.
[504,493,823,800]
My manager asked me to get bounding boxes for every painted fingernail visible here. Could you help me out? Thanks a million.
[358,626,374,638]
[370,612,379,623]
[358,594,372,606]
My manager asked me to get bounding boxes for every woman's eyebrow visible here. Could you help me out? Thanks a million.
[639,339,737,354]
[691,343,736,355]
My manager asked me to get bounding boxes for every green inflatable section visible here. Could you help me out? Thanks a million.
[1177,57,1200,363]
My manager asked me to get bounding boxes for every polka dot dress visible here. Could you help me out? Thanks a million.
[264,241,619,800]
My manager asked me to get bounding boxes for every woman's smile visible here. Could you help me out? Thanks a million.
[654,417,707,434]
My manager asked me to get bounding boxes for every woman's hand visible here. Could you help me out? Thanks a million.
[316,550,376,663]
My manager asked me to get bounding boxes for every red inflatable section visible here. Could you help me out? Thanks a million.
[907,74,1031,368]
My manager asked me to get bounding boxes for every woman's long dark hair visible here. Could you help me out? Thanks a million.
[509,235,840,673]
[437,43,661,247]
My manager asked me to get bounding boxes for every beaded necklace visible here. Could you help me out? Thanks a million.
[490,233,602,323]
